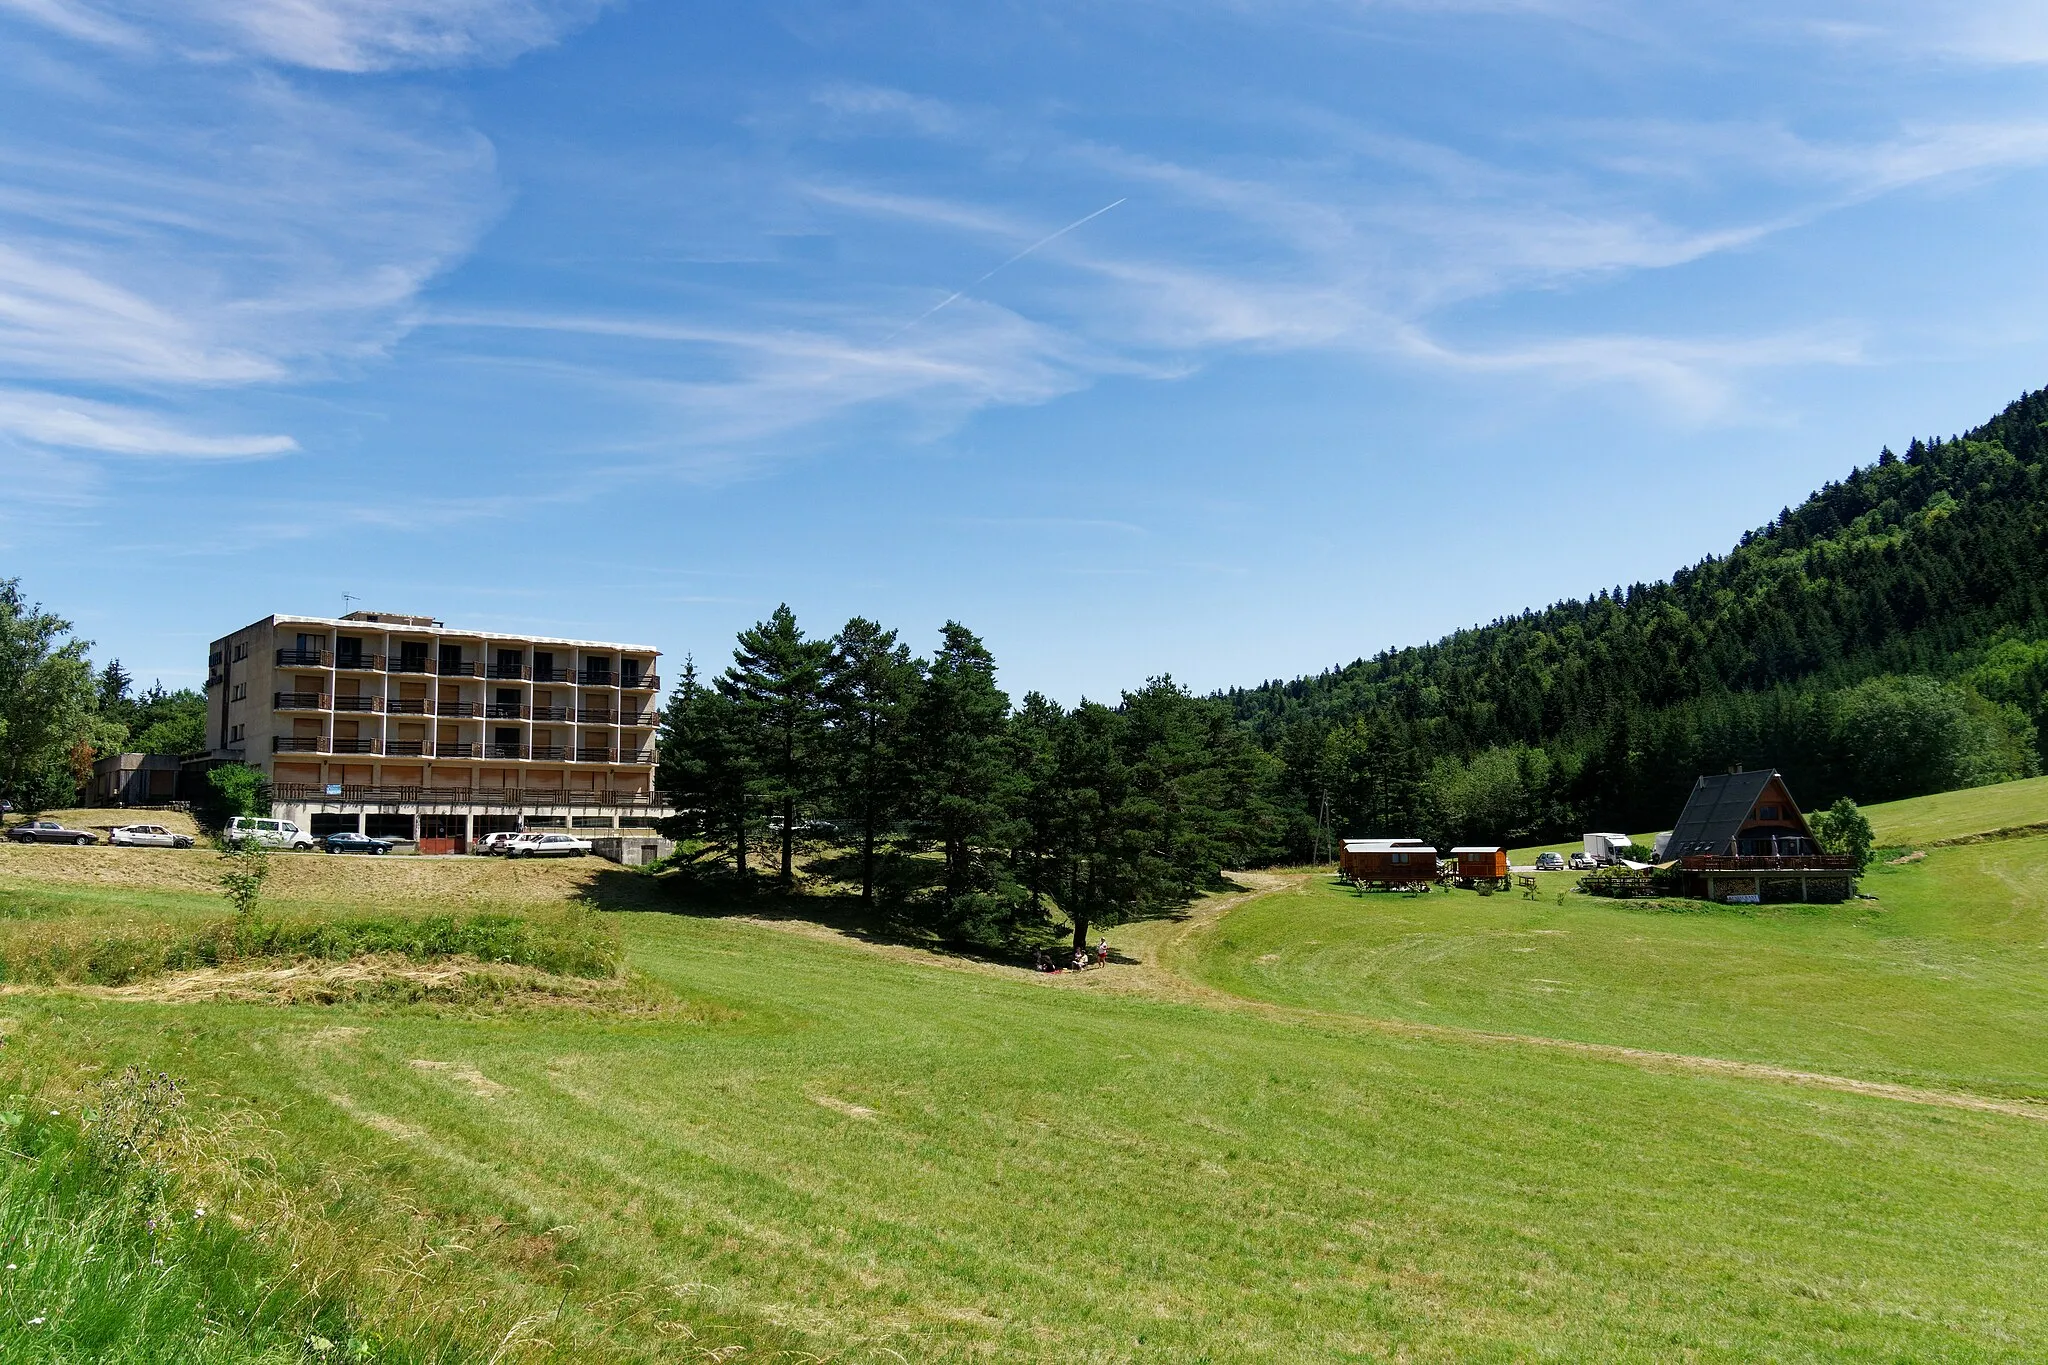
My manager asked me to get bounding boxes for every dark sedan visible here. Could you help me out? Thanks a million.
[8,819,98,846]
[322,831,393,855]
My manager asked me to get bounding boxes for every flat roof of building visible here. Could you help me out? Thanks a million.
[226,614,660,654]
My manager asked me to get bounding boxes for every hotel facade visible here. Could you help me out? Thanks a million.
[206,611,669,847]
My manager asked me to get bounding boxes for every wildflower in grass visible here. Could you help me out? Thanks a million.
[193,1205,206,1219]
[27,1316,44,1326]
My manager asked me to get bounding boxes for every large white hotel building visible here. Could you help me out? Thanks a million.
[205,611,668,847]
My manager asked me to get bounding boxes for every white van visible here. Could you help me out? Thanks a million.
[225,816,315,851]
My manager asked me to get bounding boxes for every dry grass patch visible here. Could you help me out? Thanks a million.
[0,842,658,912]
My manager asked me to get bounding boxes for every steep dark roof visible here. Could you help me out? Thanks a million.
[1664,770,1778,858]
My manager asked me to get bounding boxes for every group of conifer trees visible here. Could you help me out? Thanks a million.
[656,607,1275,949]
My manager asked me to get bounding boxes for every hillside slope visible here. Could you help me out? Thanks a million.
[1235,387,2048,845]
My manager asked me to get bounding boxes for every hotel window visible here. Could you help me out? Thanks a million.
[231,683,247,701]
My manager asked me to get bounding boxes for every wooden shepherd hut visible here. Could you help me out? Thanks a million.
[1449,846,1511,889]
[1339,838,1438,890]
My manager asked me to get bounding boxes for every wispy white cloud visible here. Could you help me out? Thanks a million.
[0,11,507,474]
[3,0,605,70]
[0,387,295,455]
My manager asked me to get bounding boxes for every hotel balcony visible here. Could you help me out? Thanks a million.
[334,653,384,672]
[621,674,659,691]
[484,703,524,720]
[386,740,426,756]
[530,705,568,721]
[619,711,654,727]
[438,660,481,677]
[484,743,525,760]
[531,745,567,761]
[532,666,571,683]
[388,657,433,674]
[575,747,614,762]
[386,699,429,715]
[274,692,328,711]
[438,701,482,718]
[436,741,478,758]
[275,648,331,667]
[273,737,324,753]
[578,669,616,687]
[622,749,656,764]
[332,695,380,712]
[577,708,616,724]
[485,663,529,679]
[330,738,380,755]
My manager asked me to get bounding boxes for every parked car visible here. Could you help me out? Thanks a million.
[1534,851,1567,871]
[1567,852,1598,871]
[323,831,393,855]
[506,832,593,859]
[111,823,195,849]
[224,816,316,851]
[7,819,98,846]
[475,830,525,855]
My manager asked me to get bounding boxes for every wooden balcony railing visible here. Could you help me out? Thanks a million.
[1680,854,1857,872]
[270,783,671,808]
[273,737,323,753]
[275,649,330,667]
[273,692,327,710]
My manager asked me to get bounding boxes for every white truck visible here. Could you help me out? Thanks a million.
[1583,832,1634,866]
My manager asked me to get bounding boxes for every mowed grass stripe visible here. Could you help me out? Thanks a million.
[19,903,2041,1362]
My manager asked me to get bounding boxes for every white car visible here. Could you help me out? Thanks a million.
[505,832,592,859]
[111,823,195,849]
[475,830,525,855]
[224,816,316,851]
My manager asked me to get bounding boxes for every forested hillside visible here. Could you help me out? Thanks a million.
[1235,386,2048,851]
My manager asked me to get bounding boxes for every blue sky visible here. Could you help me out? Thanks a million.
[5,0,2048,702]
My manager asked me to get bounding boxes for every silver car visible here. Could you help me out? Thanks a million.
[111,823,195,849]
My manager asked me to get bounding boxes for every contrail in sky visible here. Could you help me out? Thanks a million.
[886,197,1127,342]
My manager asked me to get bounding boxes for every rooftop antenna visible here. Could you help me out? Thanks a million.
[341,593,358,617]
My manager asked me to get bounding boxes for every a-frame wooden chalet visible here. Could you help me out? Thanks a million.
[1659,769,1855,902]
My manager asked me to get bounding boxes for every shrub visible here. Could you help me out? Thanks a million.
[1811,797,1875,874]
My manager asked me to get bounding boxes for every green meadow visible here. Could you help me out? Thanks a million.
[3,783,2048,1361]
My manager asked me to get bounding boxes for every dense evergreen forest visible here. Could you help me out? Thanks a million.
[1233,385,2048,853]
